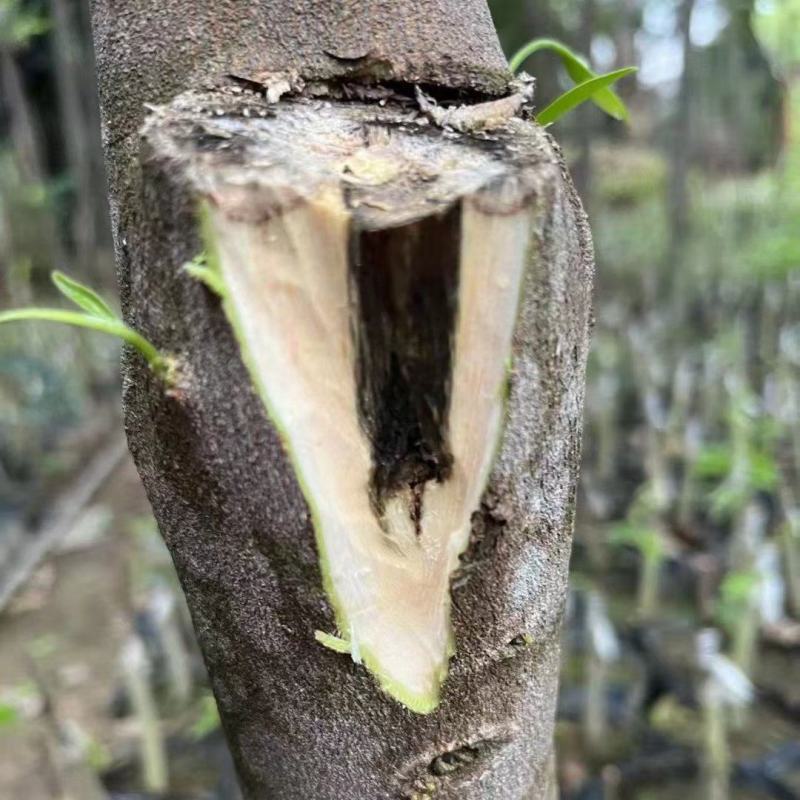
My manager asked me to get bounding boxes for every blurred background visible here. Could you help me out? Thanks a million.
[0,0,798,797]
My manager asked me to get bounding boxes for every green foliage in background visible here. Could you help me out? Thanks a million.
[0,0,50,48]
[0,703,19,730]
[717,570,760,634]
[694,443,778,489]
[190,693,221,741]
[755,0,800,69]
[610,520,664,563]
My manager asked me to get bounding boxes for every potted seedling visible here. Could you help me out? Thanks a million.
[696,628,753,800]
[120,634,168,794]
[611,486,669,619]
[583,588,621,750]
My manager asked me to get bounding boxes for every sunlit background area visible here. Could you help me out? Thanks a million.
[1,0,798,797]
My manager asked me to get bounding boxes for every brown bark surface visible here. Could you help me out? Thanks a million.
[89,3,595,798]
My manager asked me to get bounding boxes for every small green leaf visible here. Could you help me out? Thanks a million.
[693,444,732,478]
[315,630,352,655]
[509,38,630,120]
[0,0,50,47]
[86,738,112,771]
[52,271,117,320]
[0,703,19,729]
[721,571,760,603]
[537,67,638,126]
[183,253,227,298]
[190,693,221,741]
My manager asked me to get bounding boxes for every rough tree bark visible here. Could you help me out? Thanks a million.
[90,2,594,798]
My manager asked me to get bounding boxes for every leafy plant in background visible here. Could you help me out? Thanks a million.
[509,37,636,126]
[190,692,222,741]
[610,486,667,619]
[0,702,19,730]
[692,398,779,521]
[717,571,760,633]
[696,628,754,800]
[717,570,761,675]
[0,271,172,381]
[0,0,50,48]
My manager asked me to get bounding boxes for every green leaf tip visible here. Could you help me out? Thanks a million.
[189,693,222,740]
[0,271,173,383]
[314,630,352,655]
[509,37,636,124]
[52,270,117,320]
[508,37,560,74]
[537,67,637,126]
[0,703,19,729]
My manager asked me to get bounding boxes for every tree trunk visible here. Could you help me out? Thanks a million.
[89,3,595,798]
[666,0,696,275]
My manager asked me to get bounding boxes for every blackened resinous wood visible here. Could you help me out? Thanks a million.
[350,205,460,517]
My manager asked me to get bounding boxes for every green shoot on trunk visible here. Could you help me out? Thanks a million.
[509,37,636,125]
[0,271,171,381]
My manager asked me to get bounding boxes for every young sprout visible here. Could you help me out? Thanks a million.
[696,628,754,800]
[721,501,773,679]
[182,251,226,298]
[695,383,778,522]
[508,37,636,125]
[0,271,172,381]
[718,570,761,676]
[536,69,637,126]
[677,417,706,527]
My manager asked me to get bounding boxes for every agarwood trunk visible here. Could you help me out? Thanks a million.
[90,3,595,798]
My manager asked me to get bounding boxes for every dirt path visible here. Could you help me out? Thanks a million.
[0,456,150,798]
